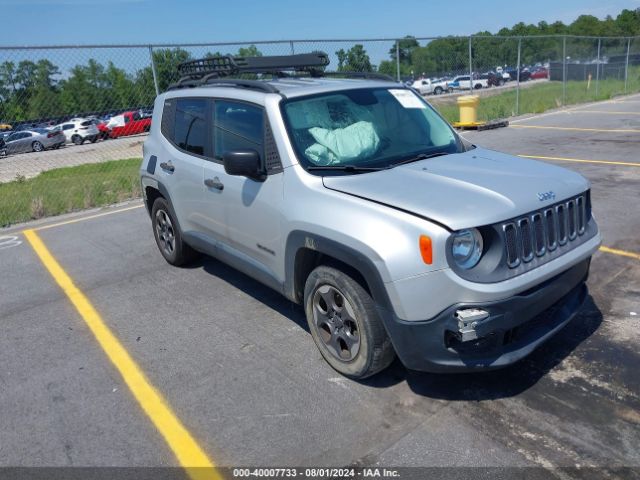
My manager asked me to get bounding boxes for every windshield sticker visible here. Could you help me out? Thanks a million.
[388,89,426,109]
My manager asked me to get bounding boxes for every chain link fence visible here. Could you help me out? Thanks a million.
[0,35,639,226]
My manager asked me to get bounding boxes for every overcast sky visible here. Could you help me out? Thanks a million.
[1,0,638,46]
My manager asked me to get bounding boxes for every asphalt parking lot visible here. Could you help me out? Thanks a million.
[1,93,639,479]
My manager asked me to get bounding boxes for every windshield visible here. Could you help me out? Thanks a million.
[281,87,462,174]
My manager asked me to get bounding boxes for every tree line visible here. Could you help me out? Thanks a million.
[0,8,638,123]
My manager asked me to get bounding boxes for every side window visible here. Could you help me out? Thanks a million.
[124,115,131,124]
[63,124,73,130]
[213,100,263,161]
[174,98,206,156]
[133,112,141,121]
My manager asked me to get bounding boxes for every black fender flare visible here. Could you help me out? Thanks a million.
[283,230,394,315]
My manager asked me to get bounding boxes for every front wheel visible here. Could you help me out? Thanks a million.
[151,197,197,266]
[434,86,443,95]
[72,135,84,145]
[304,266,395,379]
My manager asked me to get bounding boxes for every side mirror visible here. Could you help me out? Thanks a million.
[223,149,266,182]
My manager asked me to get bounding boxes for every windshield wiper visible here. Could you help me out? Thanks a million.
[390,151,449,168]
[306,165,385,172]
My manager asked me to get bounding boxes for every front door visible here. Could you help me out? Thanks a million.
[203,99,283,282]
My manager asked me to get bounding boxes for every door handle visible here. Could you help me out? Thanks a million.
[204,177,224,191]
[159,161,175,172]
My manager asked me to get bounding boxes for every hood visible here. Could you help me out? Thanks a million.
[322,147,589,231]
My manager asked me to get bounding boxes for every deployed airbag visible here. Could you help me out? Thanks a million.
[305,121,380,165]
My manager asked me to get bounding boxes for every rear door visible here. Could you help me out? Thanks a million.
[158,97,212,235]
[12,132,32,153]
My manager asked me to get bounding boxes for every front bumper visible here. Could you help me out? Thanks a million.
[382,258,590,372]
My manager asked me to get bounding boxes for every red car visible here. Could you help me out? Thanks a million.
[103,111,152,139]
[530,67,549,80]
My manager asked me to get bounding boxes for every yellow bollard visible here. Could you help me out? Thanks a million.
[455,95,481,126]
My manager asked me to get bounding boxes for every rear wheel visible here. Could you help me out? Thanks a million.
[32,141,44,152]
[151,197,197,266]
[304,266,395,379]
[90,136,97,143]
[72,135,84,145]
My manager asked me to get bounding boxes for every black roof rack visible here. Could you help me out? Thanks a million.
[178,52,329,79]
[166,52,398,93]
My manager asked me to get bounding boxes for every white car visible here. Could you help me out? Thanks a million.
[53,118,100,145]
[450,75,488,90]
[411,78,451,95]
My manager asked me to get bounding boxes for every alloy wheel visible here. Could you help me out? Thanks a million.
[312,285,361,361]
[155,209,176,257]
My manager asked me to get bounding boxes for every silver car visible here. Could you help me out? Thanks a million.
[140,53,600,379]
[0,128,65,155]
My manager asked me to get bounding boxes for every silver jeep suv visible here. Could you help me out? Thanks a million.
[140,53,600,378]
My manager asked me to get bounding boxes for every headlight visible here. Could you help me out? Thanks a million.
[451,228,483,269]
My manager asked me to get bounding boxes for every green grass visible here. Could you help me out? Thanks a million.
[434,70,640,123]
[0,158,142,227]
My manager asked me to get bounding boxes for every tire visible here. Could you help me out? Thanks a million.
[447,87,453,93]
[474,83,482,89]
[151,197,197,266]
[72,135,84,145]
[434,86,443,95]
[304,266,395,379]
[90,136,98,143]
[32,141,44,152]
[0,149,6,157]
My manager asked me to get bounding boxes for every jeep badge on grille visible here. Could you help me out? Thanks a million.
[537,191,556,201]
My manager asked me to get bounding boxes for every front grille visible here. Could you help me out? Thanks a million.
[501,193,589,269]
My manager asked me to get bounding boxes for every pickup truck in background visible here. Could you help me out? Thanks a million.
[448,75,488,90]
[101,111,152,139]
[411,78,452,95]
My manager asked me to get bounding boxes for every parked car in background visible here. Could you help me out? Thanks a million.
[506,67,531,82]
[495,66,511,82]
[411,77,451,95]
[0,123,12,132]
[0,128,64,156]
[449,75,488,90]
[530,67,549,80]
[106,111,152,138]
[483,71,505,87]
[53,118,100,145]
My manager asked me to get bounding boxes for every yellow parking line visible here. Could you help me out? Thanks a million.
[518,154,640,168]
[23,229,221,480]
[565,110,640,115]
[510,124,640,133]
[600,246,640,261]
[33,204,144,232]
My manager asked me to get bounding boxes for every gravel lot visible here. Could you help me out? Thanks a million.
[1,93,638,479]
[0,134,145,183]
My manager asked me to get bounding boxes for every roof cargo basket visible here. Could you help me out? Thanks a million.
[177,52,330,80]
[167,52,397,93]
